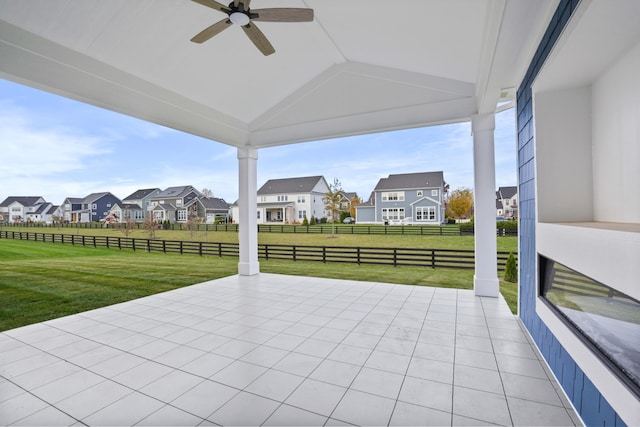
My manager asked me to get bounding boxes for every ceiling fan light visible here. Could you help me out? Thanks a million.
[230,12,250,26]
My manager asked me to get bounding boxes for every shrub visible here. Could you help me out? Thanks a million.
[302,215,309,226]
[504,252,518,282]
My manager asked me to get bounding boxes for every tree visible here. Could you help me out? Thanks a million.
[323,178,343,236]
[446,187,474,220]
[201,188,213,197]
[349,195,362,218]
[142,212,160,239]
[120,215,137,237]
[184,205,201,241]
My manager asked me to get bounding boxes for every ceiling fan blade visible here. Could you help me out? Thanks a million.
[241,22,275,56]
[191,0,231,14]
[252,8,314,22]
[191,19,232,43]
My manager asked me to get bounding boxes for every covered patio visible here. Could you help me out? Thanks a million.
[1,0,600,425]
[1,274,580,426]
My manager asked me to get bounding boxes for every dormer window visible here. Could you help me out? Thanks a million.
[417,191,423,197]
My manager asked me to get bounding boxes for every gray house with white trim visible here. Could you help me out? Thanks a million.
[356,172,446,225]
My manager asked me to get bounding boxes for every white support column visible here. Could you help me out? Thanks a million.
[237,147,260,276]
[472,113,499,297]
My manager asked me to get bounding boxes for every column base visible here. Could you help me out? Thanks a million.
[238,261,260,276]
[474,275,499,297]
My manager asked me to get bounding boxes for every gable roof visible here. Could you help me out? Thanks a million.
[152,185,200,199]
[258,176,326,195]
[374,172,445,191]
[0,196,45,207]
[497,186,518,199]
[46,205,59,215]
[32,203,52,214]
[82,192,112,203]
[63,197,84,205]
[199,197,229,210]
[123,188,160,201]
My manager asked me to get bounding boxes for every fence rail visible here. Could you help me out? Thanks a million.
[0,230,516,271]
[0,223,518,236]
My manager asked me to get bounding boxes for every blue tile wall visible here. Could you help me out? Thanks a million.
[516,1,626,425]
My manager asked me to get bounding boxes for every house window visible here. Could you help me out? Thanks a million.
[177,210,187,221]
[416,206,436,221]
[298,210,307,219]
[257,211,261,219]
[277,195,288,202]
[381,208,405,220]
[153,211,163,220]
[106,203,111,208]
[297,195,305,203]
[417,191,423,197]
[432,190,438,196]
[176,200,182,207]
[92,203,97,209]
[260,196,267,202]
[381,192,404,202]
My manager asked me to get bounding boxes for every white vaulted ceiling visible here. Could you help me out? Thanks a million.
[0,0,557,148]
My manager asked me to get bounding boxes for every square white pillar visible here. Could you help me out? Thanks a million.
[472,113,499,297]
[237,147,260,276]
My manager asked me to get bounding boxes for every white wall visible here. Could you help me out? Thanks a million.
[592,40,640,223]
[534,87,593,222]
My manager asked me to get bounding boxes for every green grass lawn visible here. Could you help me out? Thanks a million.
[0,236,519,331]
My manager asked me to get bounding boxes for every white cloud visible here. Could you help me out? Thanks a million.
[0,101,110,177]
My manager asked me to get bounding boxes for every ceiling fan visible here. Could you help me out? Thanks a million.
[190,0,314,56]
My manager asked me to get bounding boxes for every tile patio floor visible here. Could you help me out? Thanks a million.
[1,273,582,426]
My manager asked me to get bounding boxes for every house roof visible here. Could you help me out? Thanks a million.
[199,197,229,211]
[114,203,143,210]
[258,176,325,195]
[374,172,445,191]
[497,186,518,199]
[46,205,59,215]
[63,197,83,204]
[152,186,200,199]
[123,188,160,201]
[32,203,51,214]
[0,2,556,149]
[0,196,44,207]
[82,192,112,203]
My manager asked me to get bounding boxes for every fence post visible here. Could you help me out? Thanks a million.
[118,237,121,250]
[293,246,296,262]
[218,242,222,257]
[199,242,202,256]
[393,248,397,266]
[179,241,183,254]
[357,247,361,265]
[147,239,151,252]
[106,237,109,249]
[322,247,326,263]
[93,236,96,247]
[431,249,436,269]
[132,238,136,251]
[162,240,166,253]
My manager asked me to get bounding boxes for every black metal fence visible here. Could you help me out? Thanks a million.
[0,230,516,271]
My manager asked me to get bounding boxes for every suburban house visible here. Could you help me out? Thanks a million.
[196,196,230,223]
[0,196,46,222]
[109,188,161,223]
[496,185,518,219]
[355,172,447,225]
[62,192,122,223]
[337,191,359,214]
[232,176,329,224]
[149,185,202,223]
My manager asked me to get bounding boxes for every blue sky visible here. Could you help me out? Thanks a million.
[0,78,517,205]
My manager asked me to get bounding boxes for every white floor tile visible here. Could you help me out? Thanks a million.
[245,369,305,402]
[350,367,405,400]
[331,389,396,426]
[389,401,451,426]
[273,352,324,377]
[285,378,347,417]
[209,360,267,389]
[169,380,238,419]
[208,391,279,426]
[398,376,453,413]
[263,403,328,426]
[139,370,203,403]
[452,386,512,426]
[82,391,165,426]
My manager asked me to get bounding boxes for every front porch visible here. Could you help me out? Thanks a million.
[1,274,580,426]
